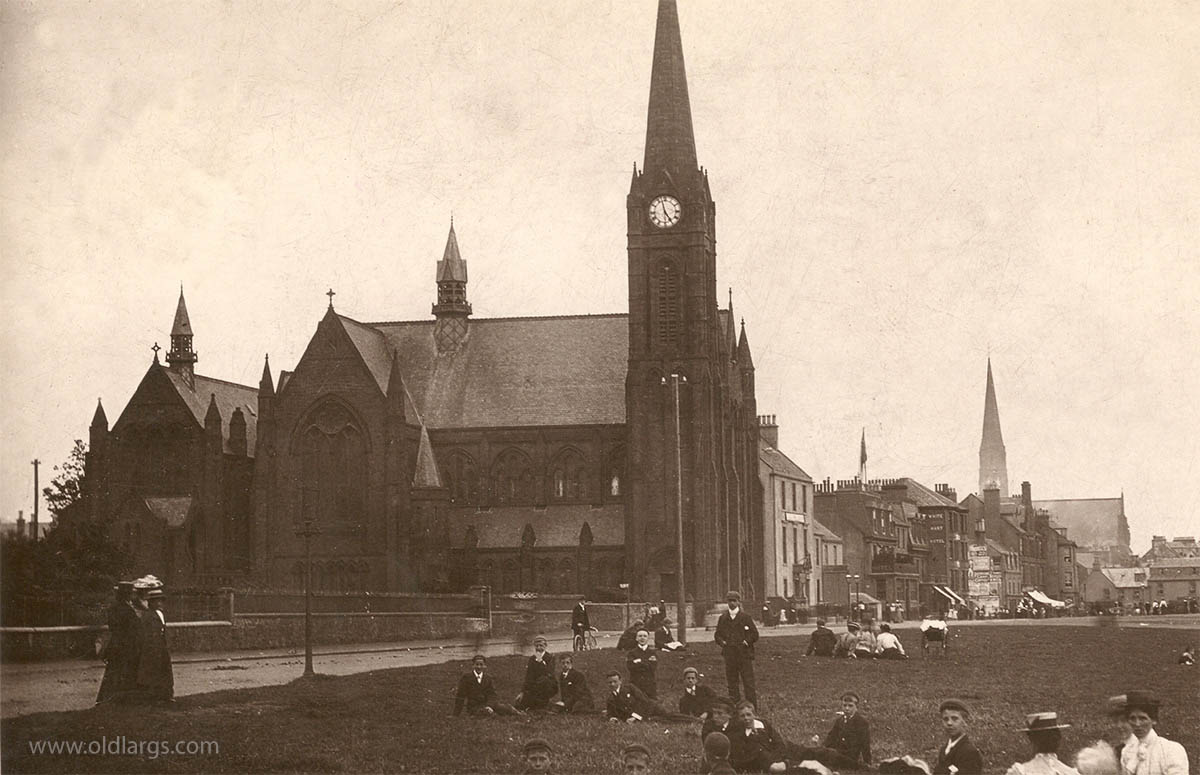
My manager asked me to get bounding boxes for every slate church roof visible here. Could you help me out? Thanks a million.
[161,368,259,454]
[339,313,629,429]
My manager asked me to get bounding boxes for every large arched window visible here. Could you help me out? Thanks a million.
[491,448,535,505]
[657,262,681,347]
[298,402,368,525]
[550,448,588,502]
[443,451,479,506]
[606,446,626,499]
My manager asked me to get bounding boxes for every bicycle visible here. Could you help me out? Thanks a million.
[572,626,598,652]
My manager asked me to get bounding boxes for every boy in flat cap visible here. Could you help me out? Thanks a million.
[714,591,758,704]
[679,666,726,718]
[933,700,983,775]
[622,743,652,774]
[515,635,558,712]
[522,738,553,773]
[821,692,872,768]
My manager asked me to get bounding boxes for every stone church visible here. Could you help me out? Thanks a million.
[84,0,762,602]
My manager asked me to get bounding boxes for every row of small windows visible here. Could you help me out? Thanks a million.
[444,448,625,507]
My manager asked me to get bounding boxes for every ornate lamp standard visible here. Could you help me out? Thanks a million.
[295,517,322,677]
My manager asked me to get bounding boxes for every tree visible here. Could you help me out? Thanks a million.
[42,439,87,520]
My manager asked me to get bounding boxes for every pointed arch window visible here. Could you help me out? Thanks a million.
[444,451,479,506]
[492,448,535,505]
[550,448,588,502]
[607,447,626,499]
[657,262,681,347]
[298,402,367,524]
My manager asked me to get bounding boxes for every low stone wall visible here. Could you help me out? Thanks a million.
[1,622,234,662]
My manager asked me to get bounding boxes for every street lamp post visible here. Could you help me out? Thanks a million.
[663,373,688,646]
[845,573,860,622]
[295,517,322,678]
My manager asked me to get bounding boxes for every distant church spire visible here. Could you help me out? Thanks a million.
[643,0,697,178]
[166,287,197,386]
[979,358,1009,496]
[432,221,471,354]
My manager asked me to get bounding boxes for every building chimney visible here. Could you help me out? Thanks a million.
[1021,481,1033,531]
[757,414,779,449]
[983,486,1001,538]
[16,510,25,539]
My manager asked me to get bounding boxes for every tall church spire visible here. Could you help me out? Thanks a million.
[979,358,1009,496]
[432,221,471,354]
[166,287,197,386]
[643,0,697,178]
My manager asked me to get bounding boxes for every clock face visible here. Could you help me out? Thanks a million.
[648,195,682,228]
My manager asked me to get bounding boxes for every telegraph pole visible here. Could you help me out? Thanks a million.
[663,374,688,646]
[31,459,40,541]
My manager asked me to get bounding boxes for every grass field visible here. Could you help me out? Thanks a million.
[2,625,1196,773]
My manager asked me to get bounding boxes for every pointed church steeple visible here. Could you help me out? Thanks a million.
[166,287,198,386]
[259,354,275,397]
[643,0,697,179]
[979,358,1009,496]
[432,221,471,354]
[90,398,108,430]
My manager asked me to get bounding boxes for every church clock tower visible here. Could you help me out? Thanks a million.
[626,0,731,603]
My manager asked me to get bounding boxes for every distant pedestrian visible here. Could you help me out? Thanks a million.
[96,581,139,704]
[714,591,758,705]
[1005,711,1077,775]
[133,577,173,702]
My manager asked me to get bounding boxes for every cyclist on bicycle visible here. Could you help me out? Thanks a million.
[571,599,591,649]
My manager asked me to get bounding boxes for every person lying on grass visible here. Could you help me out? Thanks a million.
[627,628,660,699]
[550,654,593,714]
[818,692,872,768]
[514,635,558,713]
[680,666,728,719]
[729,700,788,774]
[605,671,694,724]
[933,699,984,775]
[452,654,524,717]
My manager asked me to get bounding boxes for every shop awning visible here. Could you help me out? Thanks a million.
[1026,589,1066,608]
[933,586,956,603]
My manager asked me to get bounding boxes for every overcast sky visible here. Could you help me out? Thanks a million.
[2,1,1197,552]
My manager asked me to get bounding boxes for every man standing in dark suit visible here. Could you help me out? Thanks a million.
[822,692,872,768]
[713,591,758,705]
[571,600,590,645]
[933,699,984,775]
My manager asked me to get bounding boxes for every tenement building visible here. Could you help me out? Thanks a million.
[82,0,761,602]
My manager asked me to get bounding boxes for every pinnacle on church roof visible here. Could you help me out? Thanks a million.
[737,319,753,368]
[171,287,193,337]
[436,221,468,283]
[91,398,108,428]
[643,0,698,178]
[205,392,221,425]
[412,425,443,489]
[259,354,275,396]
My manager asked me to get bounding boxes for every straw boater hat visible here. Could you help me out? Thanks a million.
[1020,712,1071,732]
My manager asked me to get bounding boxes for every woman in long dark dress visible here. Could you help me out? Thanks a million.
[135,586,174,702]
[96,581,140,704]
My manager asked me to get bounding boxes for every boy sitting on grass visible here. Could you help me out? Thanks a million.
[819,692,872,768]
[679,666,727,718]
[452,655,523,717]
[933,699,984,775]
